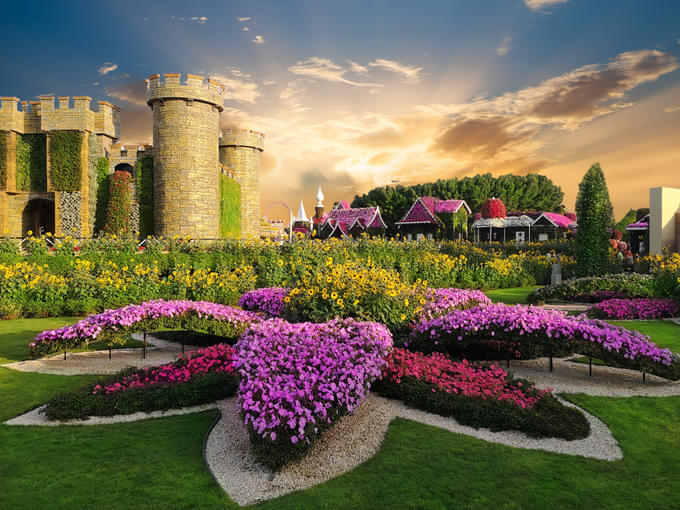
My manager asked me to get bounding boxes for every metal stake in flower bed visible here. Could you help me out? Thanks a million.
[142,332,147,359]
[589,356,593,377]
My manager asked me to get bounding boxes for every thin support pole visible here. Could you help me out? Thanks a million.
[63,348,67,360]
[506,342,510,369]
[181,339,185,355]
[643,371,646,383]
[589,356,592,376]
[109,346,112,360]
[549,344,553,372]
[143,332,147,359]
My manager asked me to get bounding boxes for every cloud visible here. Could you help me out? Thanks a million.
[368,58,423,83]
[106,79,147,107]
[98,63,118,76]
[289,57,383,88]
[496,35,512,56]
[252,35,265,44]
[189,16,208,24]
[237,17,251,22]
[242,26,250,31]
[664,105,680,113]
[524,0,569,11]
[211,74,261,103]
[347,60,368,74]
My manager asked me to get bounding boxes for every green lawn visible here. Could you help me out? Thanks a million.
[2,317,680,509]
[484,286,538,305]
[606,320,680,352]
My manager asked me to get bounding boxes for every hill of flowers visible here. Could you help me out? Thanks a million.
[373,348,590,440]
[44,343,238,420]
[588,298,679,320]
[527,273,655,304]
[409,303,680,380]
[238,287,290,317]
[30,300,259,358]
[235,318,393,468]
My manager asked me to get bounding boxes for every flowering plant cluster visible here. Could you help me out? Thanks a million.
[410,303,680,380]
[92,343,236,395]
[527,273,654,304]
[235,317,392,468]
[30,300,259,358]
[419,288,491,320]
[380,348,549,408]
[588,298,679,320]
[238,287,290,317]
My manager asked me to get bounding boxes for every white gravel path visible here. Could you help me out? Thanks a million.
[1,334,197,375]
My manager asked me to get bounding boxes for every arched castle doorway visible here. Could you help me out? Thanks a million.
[114,163,134,176]
[22,198,55,237]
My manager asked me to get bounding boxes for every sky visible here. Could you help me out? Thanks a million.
[2,0,679,220]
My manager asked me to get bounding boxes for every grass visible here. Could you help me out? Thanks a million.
[483,286,539,305]
[2,317,680,509]
[605,320,680,352]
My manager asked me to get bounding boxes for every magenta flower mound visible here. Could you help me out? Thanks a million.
[411,303,680,379]
[30,300,259,358]
[235,317,392,467]
[93,343,236,395]
[420,288,491,320]
[589,298,679,320]
[238,287,289,317]
[381,348,549,409]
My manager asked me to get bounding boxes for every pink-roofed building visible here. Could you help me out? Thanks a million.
[395,197,471,241]
[472,211,577,243]
[318,199,387,239]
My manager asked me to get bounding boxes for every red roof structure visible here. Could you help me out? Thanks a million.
[320,202,387,238]
[396,197,471,226]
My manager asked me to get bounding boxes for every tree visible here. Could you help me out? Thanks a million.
[574,163,614,276]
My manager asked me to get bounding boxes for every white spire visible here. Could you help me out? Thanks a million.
[295,200,308,222]
[316,185,325,206]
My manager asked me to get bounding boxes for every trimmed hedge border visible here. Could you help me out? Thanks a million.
[50,130,83,191]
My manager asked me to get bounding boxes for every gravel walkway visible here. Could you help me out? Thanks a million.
[2,334,197,375]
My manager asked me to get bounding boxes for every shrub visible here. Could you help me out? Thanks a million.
[527,274,654,304]
[235,318,392,469]
[588,298,679,320]
[16,133,47,191]
[238,287,289,317]
[103,170,133,235]
[44,344,238,420]
[373,348,589,440]
[481,198,506,219]
[49,130,83,191]
[136,156,154,237]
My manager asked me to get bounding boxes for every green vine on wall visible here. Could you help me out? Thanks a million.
[220,174,241,239]
[16,133,47,191]
[0,131,7,189]
[103,170,133,235]
[93,157,110,234]
[136,156,154,237]
[50,130,83,191]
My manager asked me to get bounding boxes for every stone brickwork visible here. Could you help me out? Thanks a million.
[219,129,264,239]
[147,73,224,239]
[58,191,81,237]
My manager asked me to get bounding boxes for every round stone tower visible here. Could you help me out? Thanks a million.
[146,73,224,238]
[219,128,264,239]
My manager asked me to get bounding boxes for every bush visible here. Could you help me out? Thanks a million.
[16,133,47,191]
[103,171,133,235]
[136,156,154,237]
[588,298,679,320]
[528,273,654,304]
[49,131,83,191]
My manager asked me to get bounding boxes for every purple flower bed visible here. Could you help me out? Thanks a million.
[235,317,392,468]
[419,288,491,320]
[409,303,680,380]
[238,287,289,317]
[588,298,679,320]
[30,300,259,358]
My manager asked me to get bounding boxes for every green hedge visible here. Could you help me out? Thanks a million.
[103,171,133,235]
[220,174,240,239]
[50,130,83,191]
[16,133,47,191]
[136,156,154,236]
[0,131,7,188]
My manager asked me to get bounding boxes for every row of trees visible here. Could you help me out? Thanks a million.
[351,173,565,233]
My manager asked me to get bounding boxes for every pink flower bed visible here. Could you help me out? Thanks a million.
[419,288,491,320]
[588,298,679,320]
[381,348,549,409]
[238,287,289,317]
[92,343,236,395]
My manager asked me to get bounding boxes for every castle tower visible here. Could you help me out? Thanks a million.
[219,128,264,239]
[146,73,224,238]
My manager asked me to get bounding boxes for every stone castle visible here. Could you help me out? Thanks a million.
[0,73,263,239]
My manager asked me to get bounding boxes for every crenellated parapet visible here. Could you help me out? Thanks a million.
[146,73,224,111]
[219,128,265,151]
[0,96,120,138]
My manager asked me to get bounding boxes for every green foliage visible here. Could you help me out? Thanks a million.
[574,163,614,276]
[49,130,83,191]
[0,131,7,188]
[615,209,637,243]
[527,273,654,304]
[103,171,133,235]
[220,174,241,238]
[136,156,154,237]
[93,157,110,234]
[16,133,47,191]
[373,378,590,441]
[353,173,564,234]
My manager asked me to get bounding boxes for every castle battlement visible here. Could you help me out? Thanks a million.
[0,96,119,139]
[108,143,152,161]
[219,128,265,151]
[146,73,224,111]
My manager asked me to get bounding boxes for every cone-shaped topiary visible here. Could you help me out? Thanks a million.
[575,163,614,276]
[481,198,506,218]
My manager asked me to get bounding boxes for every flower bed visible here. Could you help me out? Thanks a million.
[409,304,680,380]
[373,348,589,440]
[44,343,238,420]
[30,300,259,358]
[527,273,654,304]
[235,318,392,469]
[238,287,289,317]
[588,298,679,320]
[419,288,491,320]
